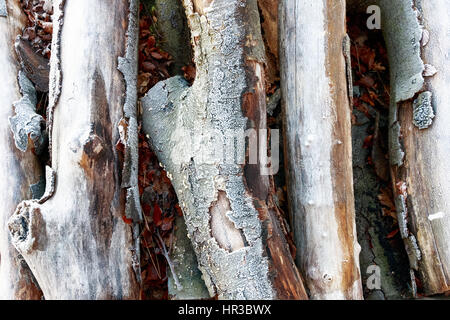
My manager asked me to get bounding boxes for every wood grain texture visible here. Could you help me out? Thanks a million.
[391,0,450,295]
[14,36,49,92]
[280,0,363,299]
[8,0,140,299]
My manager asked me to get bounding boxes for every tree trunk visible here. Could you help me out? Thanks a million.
[347,0,450,296]
[379,0,450,295]
[0,0,42,300]
[7,0,141,299]
[141,0,307,300]
[279,0,363,299]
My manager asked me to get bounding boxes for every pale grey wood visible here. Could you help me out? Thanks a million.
[279,0,363,299]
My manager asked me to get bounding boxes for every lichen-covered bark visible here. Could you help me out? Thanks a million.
[0,0,42,300]
[142,0,307,300]
[7,0,140,299]
[374,0,450,295]
[280,0,363,299]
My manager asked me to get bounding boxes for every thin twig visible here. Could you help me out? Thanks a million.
[156,230,183,291]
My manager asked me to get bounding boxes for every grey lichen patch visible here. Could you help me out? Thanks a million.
[118,0,142,223]
[0,0,7,17]
[9,71,46,153]
[412,91,434,129]
[405,235,422,270]
[125,185,142,222]
[395,195,409,239]
[393,192,422,271]
[141,0,274,299]
[379,0,424,103]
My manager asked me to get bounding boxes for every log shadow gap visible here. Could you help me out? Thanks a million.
[346,9,412,300]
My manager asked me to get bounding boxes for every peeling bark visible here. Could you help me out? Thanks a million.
[348,0,450,296]
[280,0,363,299]
[0,0,42,300]
[142,0,307,300]
[257,0,279,85]
[7,0,140,299]
[375,0,450,295]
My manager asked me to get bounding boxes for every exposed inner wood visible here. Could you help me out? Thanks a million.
[209,191,246,252]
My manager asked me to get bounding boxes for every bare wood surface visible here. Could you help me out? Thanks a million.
[280,0,363,299]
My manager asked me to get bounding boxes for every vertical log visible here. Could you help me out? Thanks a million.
[381,0,450,295]
[280,0,363,299]
[405,0,450,295]
[0,0,42,300]
[7,0,141,299]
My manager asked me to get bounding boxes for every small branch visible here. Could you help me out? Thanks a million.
[156,230,183,291]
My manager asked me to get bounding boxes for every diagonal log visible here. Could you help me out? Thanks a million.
[142,0,307,300]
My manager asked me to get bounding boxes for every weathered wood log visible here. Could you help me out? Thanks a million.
[352,108,412,300]
[142,0,308,299]
[348,0,450,296]
[0,0,43,300]
[375,0,450,295]
[7,0,141,299]
[279,0,363,299]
